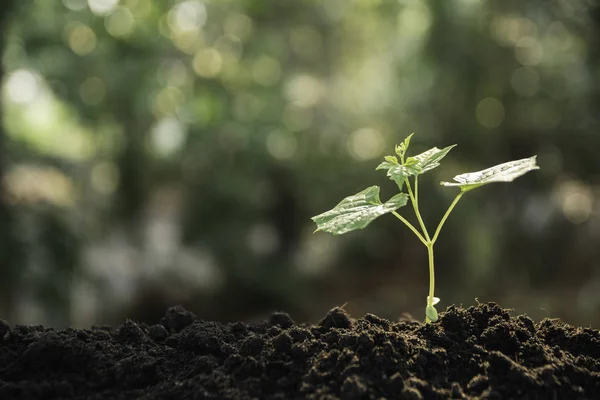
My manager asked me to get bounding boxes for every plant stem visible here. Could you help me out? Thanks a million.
[414,175,419,204]
[401,180,464,324]
[431,192,463,243]
[427,243,434,306]
[406,178,431,241]
[391,211,427,245]
[424,191,463,321]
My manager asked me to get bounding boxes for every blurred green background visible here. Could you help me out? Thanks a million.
[0,0,599,328]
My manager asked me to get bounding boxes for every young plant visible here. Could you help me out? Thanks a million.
[311,134,539,323]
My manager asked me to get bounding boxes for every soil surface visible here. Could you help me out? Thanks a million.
[1,302,599,399]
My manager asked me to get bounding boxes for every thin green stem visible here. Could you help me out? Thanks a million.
[414,175,419,204]
[392,211,427,245]
[406,178,431,241]
[427,243,434,306]
[431,192,464,244]
[401,171,464,323]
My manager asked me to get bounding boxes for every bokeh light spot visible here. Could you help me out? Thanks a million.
[65,22,97,55]
[90,162,120,194]
[63,0,87,11]
[172,30,204,54]
[192,49,222,78]
[562,193,592,224]
[214,35,243,62]
[347,128,384,161]
[554,180,594,224]
[545,22,573,51]
[322,0,349,21]
[80,76,106,105]
[515,36,543,66]
[491,16,519,46]
[511,67,539,97]
[247,223,279,255]
[284,75,323,108]
[87,0,118,16]
[223,13,253,41]
[4,69,40,104]
[220,63,252,90]
[162,60,191,87]
[251,55,281,87]
[295,229,337,276]
[168,1,206,34]
[105,6,135,38]
[476,97,505,128]
[397,3,431,37]
[152,86,184,117]
[491,16,537,47]
[150,118,187,157]
[5,165,75,207]
[266,129,297,160]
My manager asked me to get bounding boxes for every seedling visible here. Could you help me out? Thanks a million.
[311,134,539,323]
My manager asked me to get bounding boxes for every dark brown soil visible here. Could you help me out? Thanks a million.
[1,302,599,399]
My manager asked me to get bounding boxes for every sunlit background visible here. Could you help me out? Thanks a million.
[0,0,599,328]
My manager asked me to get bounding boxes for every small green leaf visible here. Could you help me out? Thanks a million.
[312,186,409,235]
[425,305,438,322]
[395,133,414,159]
[376,163,414,190]
[378,143,455,189]
[440,156,539,192]
[387,165,413,182]
[385,155,398,164]
[404,133,414,148]
[394,145,402,158]
[375,155,399,174]
[375,161,395,171]
[406,144,457,174]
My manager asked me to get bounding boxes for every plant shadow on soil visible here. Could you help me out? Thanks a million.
[0,302,599,399]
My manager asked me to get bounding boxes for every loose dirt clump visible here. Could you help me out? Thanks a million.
[1,302,598,399]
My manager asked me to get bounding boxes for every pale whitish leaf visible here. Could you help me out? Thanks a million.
[440,156,539,192]
[312,186,409,235]
[427,296,440,306]
[406,144,456,174]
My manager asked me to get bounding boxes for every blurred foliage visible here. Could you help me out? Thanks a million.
[0,0,599,328]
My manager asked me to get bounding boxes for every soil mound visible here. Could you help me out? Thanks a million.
[1,302,598,399]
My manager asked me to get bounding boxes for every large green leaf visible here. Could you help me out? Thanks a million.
[440,156,539,192]
[312,186,409,235]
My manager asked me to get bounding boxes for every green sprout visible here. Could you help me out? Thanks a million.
[311,134,539,323]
